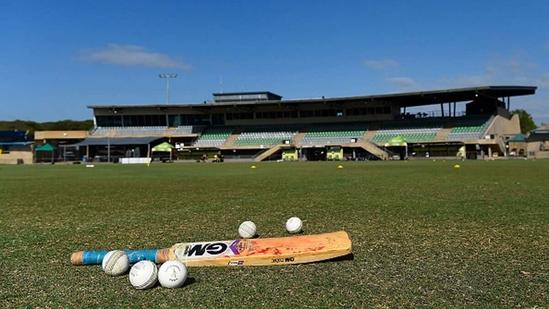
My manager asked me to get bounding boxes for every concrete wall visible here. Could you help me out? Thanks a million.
[485,114,521,137]
[507,142,527,156]
[35,131,89,140]
[527,141,549,159]
[0,150,33,164]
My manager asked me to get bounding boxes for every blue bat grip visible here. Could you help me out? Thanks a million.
[126,250,158,264]
[81,249,159,265]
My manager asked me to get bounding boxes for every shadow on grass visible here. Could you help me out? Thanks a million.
[320,253,354,264]
[150,276,197,290]
[182,276,197,287]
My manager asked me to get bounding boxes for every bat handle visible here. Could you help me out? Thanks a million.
[71,249,166,265]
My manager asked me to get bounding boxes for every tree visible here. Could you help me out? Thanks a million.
[0,119,93,133]
[512,109,537,134]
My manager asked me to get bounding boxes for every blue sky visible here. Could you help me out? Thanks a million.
[1,0,548,123]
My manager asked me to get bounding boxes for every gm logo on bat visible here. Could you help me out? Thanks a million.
[183,242,228,256]
[272,257,295,263]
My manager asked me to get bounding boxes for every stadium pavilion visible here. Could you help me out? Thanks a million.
[69,85,536,162]
[0,130,32,164]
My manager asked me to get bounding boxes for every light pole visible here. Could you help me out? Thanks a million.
[159,73,177,104]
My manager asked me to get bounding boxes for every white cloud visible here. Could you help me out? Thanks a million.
[387,76,419,89]
[537,73,549,89]
[79,44,191,70]
[376,53,548,124]
[363,58,399,70]
[439,56,541,89]
[433,55,548,124]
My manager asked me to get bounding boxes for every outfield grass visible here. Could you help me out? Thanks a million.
[0,160,548,307]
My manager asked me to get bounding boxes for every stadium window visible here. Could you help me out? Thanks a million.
[96,116,105,126]
[143,115,150,126]
[375,107,384,114]
[131,115,141,126]
[300,110,314,118]
[168,115,181,126]
[154,115,162,125]
[227,112,254,120]
[384,106,391,114]
[124,115,133,126]
[192,114,210,125]
[112,116,122,126]
[367,107,375,114]
[144,114,165,126]
[211,114,224,125]
[96,115,122,127]
[134,115,142,126]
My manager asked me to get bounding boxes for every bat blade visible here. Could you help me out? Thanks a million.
[167,231,352,267]
[71,231,352,267]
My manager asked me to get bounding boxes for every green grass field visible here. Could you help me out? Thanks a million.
[1,160,548,307]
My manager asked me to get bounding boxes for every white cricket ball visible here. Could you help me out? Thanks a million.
[238,221,257,239]
[158,261,188,288]
[129,260,158,290]
[286,217,303,234]
[101,250,130,276]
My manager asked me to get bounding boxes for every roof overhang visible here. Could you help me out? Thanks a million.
[69,137,161,146]
[87,85,537,110]
[0,142,32,146]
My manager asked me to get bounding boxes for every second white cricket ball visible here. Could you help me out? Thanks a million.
[238,221,257,239]
[129,260,158,290]
[286,217,303,234]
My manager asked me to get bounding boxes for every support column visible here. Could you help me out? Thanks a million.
[440,104,444,117]
[107,138,111,163]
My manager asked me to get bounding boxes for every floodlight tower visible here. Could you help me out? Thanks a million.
[159,73,178,104]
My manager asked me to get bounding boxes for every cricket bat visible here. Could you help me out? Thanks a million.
[71,231,352,267]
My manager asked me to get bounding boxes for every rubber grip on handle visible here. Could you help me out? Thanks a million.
[71,249,160,265]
